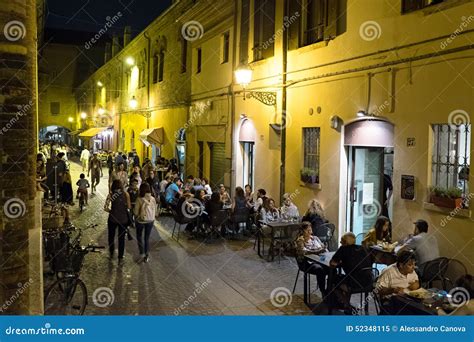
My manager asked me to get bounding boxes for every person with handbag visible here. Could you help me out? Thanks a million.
[134,182,157,263]
[104,179,131,263]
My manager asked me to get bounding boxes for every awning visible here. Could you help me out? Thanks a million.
[140,127,164,146]
[79,127,109,138]
[68,130,83,136]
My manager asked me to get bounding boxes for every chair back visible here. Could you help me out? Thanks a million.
[420,257,449,288]
[172,208,193,224]
[210,209,229,227]
[233,207,250,223]
[314,222,334,243]
[444,258,468,290]
[350,266,379,293]
[355,233,365,245]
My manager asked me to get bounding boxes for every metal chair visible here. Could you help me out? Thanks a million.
[347,267,379,315]
[314,223,335,247]
[444,258,468,290]
[208,209,229,240]
[355,232,365,245]
[292,257,320,304]
[419,257,449,289]
[171,209,194,242]
[231,207,250,234]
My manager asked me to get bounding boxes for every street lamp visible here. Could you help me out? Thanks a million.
[126,57,135,66]
[97,81,103,87]
[80,112,87,120]
[234,64,276,106]
[98,107,105,115]
[129,96,138,109]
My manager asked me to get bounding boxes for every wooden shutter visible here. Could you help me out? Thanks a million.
[325,0,338,40]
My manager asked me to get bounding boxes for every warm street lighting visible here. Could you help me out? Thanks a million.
[126,57,135,66]
[98,107,105,115]
[97,81,103,87]
[235,65,253,88]
[129,96,138,109]
[357,110,367,117]
[68,117,73,123]
[80,112,87,119]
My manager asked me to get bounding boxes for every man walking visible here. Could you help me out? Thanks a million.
[88,152,103,194]
[80,147,90,172]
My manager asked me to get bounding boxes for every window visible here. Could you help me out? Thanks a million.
[240,0,250,63]
[50,102,60,115]
[253,0,275,61]
[152,55,158,84]
[431,123,471,197]
[196,47,202,73]
[302,127,320,175]
[304,0,325,45]
[181,39,187,73]
[402,0,444,13]
[221,31,230,63]
[158,51,164,82]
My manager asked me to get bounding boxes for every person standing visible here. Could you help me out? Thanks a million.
[55,152,67,201]
[104,180,131,263]
[80,147,90,172]
[88,153,103,194]
[106,151,114,176]
[112,162,129,189]
[134,183,156,263]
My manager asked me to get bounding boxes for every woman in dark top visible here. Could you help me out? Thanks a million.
[232,186,247,211]
[104,179,131,262]
[302,199,328,235]
[206,191,224,217]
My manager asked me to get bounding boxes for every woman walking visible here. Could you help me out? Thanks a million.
[104,179,131,263]
[134,183,156,263]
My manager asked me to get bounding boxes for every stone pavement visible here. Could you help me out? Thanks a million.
[44,161,335,316]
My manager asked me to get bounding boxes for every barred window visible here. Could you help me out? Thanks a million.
[402,0,444,14]
[431,123,471,196]
[303,127,320,172]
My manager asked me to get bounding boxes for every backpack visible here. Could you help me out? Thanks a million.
[138,197,155,222]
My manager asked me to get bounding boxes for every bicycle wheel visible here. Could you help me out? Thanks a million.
[44,277,88,315]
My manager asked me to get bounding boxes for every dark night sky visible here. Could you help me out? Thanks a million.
[45,0,173,37]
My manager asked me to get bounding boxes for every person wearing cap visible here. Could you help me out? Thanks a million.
[400,219,439,271]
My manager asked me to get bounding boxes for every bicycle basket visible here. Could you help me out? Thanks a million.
[53,247,85,273]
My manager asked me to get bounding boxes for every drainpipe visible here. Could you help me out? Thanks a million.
[279,0,288,204]
[144,31,151,159]
[230,0,239,194]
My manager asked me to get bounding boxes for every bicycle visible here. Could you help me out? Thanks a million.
[78,191,85,212]
[43,224,103,315]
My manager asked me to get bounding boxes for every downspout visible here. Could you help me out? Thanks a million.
[144,31,151,159]
[279,0,288,204]
[230,0,239,194]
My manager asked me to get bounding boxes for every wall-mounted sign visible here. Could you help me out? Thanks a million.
[401,175,415,200]
[407,137,416,147]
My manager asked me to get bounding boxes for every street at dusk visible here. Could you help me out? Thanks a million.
[0,0,473,341]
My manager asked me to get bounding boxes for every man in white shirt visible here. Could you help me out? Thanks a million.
[376,250,420,298]
[400,219,439,269]
[80,148,90,172]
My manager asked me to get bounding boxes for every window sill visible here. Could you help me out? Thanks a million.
[422,202,471,218]
[403,0,470,15]
[299,182,322,190]
[294,40,329,55]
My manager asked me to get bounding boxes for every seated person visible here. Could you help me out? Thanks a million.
[302,199,328,235]
[219,184,232,207]
[206,191,224,217]
[295,222,328,296]
[362,215,391,247]
[280,193,299,220]
[165,177,182,207]
[376,250,420,300]
[260,198,280,224]
[399,219,439,273]
[330,232,373,313]
[438,274,474,316]
[76,173,90,205]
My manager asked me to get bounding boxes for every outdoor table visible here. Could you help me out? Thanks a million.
[369,245,397,265]
[257,220,301,261]
[305,251,339,314]
[388,289,451,315]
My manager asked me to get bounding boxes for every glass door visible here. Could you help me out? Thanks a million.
[347,147,385,239]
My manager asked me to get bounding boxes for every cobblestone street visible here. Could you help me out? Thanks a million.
[49,161,316,315]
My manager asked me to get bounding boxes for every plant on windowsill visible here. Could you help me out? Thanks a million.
[429,186,463,209]
[300,168,319,184]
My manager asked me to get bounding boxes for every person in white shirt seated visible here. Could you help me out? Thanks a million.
[280,193,299,220]
[399,219,439,275]
[376,250,420,303]
[260,198,280,224]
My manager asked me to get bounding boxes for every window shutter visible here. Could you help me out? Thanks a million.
[325,0,338,40]
[288,0,302,50]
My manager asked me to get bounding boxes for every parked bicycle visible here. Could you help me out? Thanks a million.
[43,223,103,315]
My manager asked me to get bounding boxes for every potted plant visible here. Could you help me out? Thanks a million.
[429,186,463,209]
[300,168,319,184]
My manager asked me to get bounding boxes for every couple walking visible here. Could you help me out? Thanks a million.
[104,179,157,263]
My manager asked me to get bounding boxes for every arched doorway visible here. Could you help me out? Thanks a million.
[239,119,256,189]
[343,117,395,239]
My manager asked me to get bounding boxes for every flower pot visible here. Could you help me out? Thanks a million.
[431,195,463,209]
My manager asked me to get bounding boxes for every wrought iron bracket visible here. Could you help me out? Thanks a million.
[246,91,277,106]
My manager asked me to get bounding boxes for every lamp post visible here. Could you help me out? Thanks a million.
[234,64,277,106]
